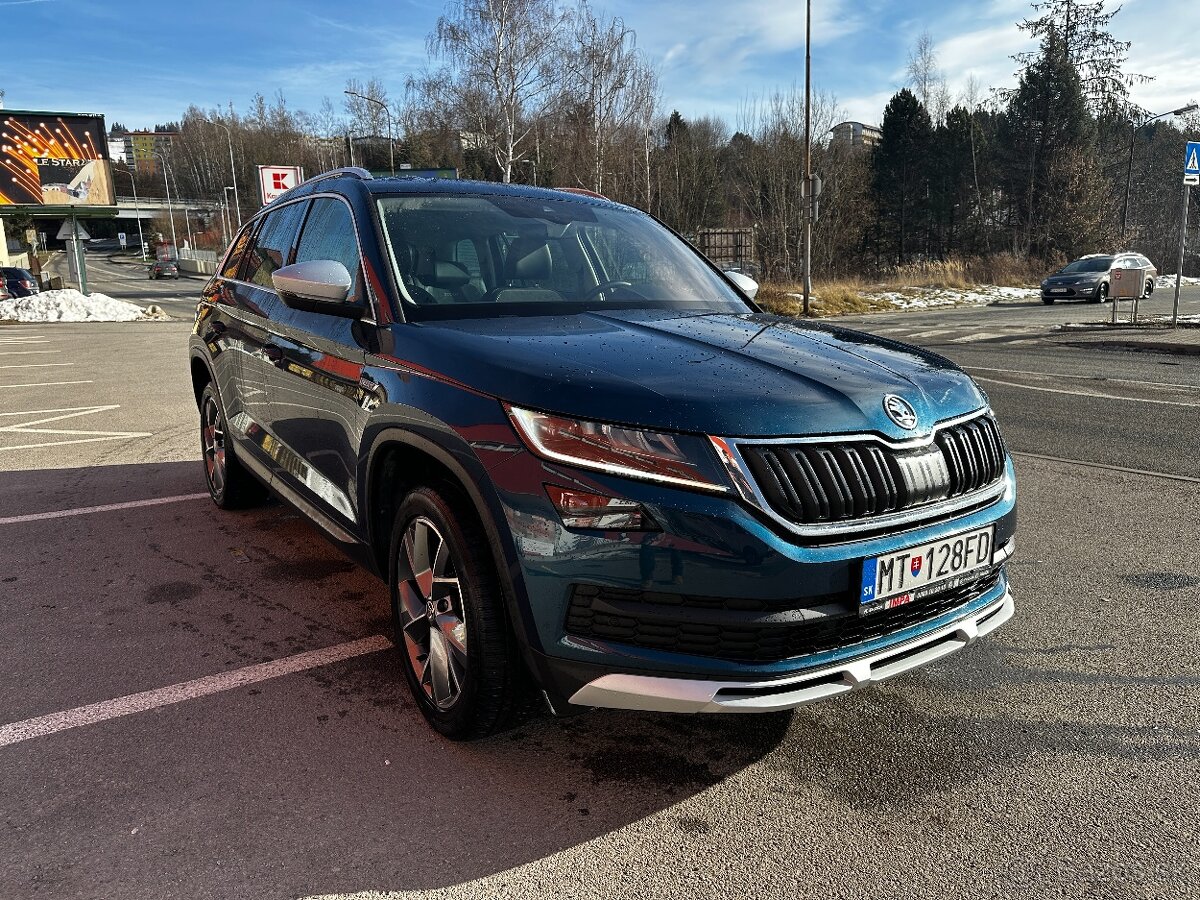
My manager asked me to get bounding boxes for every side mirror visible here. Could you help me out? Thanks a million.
[725,269,759,300]
[272,260,362,318]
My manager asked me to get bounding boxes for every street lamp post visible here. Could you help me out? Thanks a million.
[223,186,236,242]
[113,166,147,260]
[203,117,242,227]
[153,152,178,257]
[1122,103,1198,242]
[344,90,395,176]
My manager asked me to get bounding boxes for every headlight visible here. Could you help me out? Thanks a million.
[506,405,730,493]
[1077,274,1101,283]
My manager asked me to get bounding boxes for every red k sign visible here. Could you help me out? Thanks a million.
[258,165,304,205]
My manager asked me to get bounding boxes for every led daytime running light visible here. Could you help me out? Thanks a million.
[507,405,729,493]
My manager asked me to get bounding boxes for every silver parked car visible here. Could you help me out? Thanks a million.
[1040,252,1157,304]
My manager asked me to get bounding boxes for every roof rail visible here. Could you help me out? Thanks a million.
[553,186,609,201]
[307,166,374,185]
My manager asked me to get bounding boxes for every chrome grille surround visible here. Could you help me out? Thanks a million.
[716,408,1010,539]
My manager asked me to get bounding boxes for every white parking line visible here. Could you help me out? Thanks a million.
[0,493,209,525]
[0,635,393,750]
[0,381,94,389]
[0,350,59,356]
[0,363,73,369]
[973,376,1200,406]
[0,405,152,451]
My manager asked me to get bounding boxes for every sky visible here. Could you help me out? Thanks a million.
[0,0,1196,132]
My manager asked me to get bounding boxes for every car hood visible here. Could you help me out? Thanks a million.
[1043,273,1101,284]
[383,309,986,438]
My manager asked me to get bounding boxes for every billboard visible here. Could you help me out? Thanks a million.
[0,110,114,208]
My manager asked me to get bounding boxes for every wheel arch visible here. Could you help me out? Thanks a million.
[362,429,536,651]
[189,351,215,407]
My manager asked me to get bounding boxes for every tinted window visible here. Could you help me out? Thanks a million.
[1061,257,1113,274]
[220,226,254,279]
[245,201,307,288]
[294,198,363,302]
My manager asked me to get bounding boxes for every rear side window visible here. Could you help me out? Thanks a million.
[220,225,254,279]
[245,201,308,288]
[294,198,363,303]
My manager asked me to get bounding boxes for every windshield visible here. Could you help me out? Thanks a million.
[1060,257,1112,274]
[376,194,750,319]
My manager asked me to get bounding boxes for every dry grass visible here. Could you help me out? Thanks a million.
[756,253,1049,318]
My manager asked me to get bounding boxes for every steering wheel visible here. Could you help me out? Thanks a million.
[583,280,633,300]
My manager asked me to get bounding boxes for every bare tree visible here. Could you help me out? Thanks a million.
[561,2,658,196]
[906,31,950,124]
[415,0,566,183]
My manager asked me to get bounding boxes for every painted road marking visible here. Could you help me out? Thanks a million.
[950,332,1008,343]
[0,405,152,451]
[967,366,1200,391]
[0,493,209,525]
[1012,451,1200,485]
[0,350,60,356]
[0,363,73,369]
[973,376,1200,407]
[0,381,94,389]
[0,636,394,750]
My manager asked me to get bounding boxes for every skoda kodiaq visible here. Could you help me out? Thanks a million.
[188,169,1017,739]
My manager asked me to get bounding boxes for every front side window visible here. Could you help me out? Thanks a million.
[220,224,255,279]
[294,198,364,304]
[376,194,749,319]
[245,201,308,288]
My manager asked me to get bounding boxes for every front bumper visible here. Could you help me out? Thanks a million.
[568,585,1013,712]
[1041,282,1102,300]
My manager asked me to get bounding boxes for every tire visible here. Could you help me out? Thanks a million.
[389,485,519,740]
[1089,283,1107,304]
[1041,297,1055,305]
[1145,280,1155,298]
[199,382,268,509]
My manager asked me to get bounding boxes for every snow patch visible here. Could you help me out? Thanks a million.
[1156,274,1200,288]
[0,289,161,323]
[864,284,1040,310]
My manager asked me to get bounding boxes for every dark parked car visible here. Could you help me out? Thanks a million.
[1041,253,1157,304]
[2,267,39,297]
[189,170,1017,739]
[149,259,180,279]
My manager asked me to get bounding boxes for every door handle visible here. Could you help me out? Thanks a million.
[263,343,284,364]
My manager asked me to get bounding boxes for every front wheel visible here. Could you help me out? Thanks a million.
[389,485,519,739]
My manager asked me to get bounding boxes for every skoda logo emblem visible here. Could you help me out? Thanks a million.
[883,395,918,430]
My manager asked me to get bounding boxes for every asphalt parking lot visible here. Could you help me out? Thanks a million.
[2,315,1198,899]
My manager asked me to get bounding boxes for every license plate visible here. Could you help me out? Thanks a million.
[859,526,994,616]
[1050,288,1068,293]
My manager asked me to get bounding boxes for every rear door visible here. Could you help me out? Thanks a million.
[259,196,373,532]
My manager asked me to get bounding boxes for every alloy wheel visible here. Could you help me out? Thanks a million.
[201,395,226,496]
[397,517,469,710]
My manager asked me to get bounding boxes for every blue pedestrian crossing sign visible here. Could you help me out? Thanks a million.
[1187,142,1200,176]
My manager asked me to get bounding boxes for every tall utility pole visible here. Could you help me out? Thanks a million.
[202,117,242,227]
[344,90,395,176]
[113,166,146,260]
[802,0,812,317]
[154,152,178,256]
[1122,104,1198,242]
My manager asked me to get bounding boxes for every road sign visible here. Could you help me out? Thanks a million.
[1186,174,1200,186]
[1186,142,1200,176]
[118,232,127,249]
[55,219,91,241]
[258,165,305,205]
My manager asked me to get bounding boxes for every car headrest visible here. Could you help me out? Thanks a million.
[426,261,471,288]
[505,239,552,281]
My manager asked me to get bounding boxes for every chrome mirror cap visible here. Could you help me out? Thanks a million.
[272,260,353,303]
[725,270,759,300]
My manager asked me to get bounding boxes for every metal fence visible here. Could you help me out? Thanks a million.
[179,248,219,263]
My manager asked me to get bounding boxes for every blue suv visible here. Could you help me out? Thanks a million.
[188,169,1016,739]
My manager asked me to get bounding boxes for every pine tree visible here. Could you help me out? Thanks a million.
[873,89,934,264]
[1015,0,1149,117]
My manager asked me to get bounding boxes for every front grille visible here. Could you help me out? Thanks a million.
[565,569,1002,664]
[739,414,1006,528]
